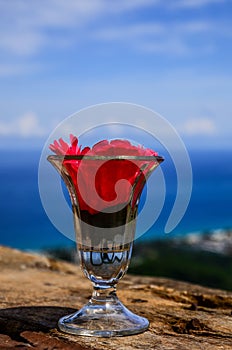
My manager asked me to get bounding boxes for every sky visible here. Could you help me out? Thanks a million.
[0,0,232,150]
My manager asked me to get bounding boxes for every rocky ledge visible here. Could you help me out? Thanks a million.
[0,245,231,350]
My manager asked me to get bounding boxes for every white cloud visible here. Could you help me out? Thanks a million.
[173,0,226,8]
[0,0,230,77]
[0,0,156,56]
[1,0,226,59]
[0,113,47,137]
[95,23,164,41]
[0,64,26,77]
[0,63,43,77]
[95,19,214,40]
[139,38,190,55]
[93,20,217,55]
[179,118,217,136]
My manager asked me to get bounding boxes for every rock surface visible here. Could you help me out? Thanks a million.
[0,245,231,349]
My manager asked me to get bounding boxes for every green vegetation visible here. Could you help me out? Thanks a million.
[43,245,77,262]
[129,240,232,291]
[43,239,232,291]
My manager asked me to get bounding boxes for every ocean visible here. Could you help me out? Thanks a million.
[0,148,231,251]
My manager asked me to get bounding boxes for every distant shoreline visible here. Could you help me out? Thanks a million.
[170,228,232,256]
[35,227,232,257]
[34,227,232,291]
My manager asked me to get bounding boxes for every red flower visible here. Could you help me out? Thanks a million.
[49,135,160,214]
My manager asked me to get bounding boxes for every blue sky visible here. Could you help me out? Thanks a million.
[0,0,232,149]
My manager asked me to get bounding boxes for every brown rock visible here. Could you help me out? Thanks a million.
[0,245,232,349]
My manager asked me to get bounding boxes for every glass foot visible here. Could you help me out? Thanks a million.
[58,295,149,337]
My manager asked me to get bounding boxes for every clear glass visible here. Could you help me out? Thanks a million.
[47,154,164,337]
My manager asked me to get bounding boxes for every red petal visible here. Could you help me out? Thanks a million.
[59,138,69,153]
[81,146,91,155]
[49,135,160,213]
[92,140,109,154]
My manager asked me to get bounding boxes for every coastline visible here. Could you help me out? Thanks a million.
[31,227,232,292]
[130,227,232,291]
[1,227,231,291]
[172,228,232,256]
[34,226,232,256]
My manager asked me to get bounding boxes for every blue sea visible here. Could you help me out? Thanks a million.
[0,148,231,251]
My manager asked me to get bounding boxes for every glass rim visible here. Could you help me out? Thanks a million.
[47,154,164,162]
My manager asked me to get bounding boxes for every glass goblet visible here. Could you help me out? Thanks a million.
[47,154,164,337]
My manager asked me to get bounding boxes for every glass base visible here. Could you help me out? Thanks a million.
[58,292,149,337]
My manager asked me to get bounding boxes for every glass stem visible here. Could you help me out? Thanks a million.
[91,284,118,305]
